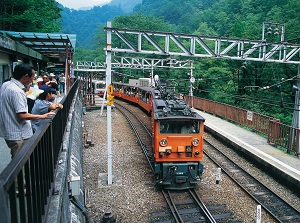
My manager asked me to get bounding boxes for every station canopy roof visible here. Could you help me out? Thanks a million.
[0,30,76,60]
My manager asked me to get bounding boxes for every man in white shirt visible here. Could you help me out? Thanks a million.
[0,63,54,158]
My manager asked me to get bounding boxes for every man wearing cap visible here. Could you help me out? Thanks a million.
[31,85,63,132]
[0,64,55,158]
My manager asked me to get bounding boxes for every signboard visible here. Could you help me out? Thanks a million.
[107,85,113,95]
[247,111,253,121]
[107,95,114,101]
[107,100,114,106]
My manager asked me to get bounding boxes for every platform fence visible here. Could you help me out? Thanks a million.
[0,80,79,223]
[185,95,300,157]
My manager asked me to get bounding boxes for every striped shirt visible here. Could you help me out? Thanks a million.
[0,79,33,140]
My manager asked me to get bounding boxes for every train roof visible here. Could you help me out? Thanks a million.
[112,82,155,92]
[153,97,205,121]
[112,82,130,86]
[138,86,155,92]
[92,79,105,83]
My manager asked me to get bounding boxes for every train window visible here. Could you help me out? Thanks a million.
[159,121,170,133]
[159,120,200,134]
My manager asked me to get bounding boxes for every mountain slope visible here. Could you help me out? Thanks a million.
[59,0,142,48]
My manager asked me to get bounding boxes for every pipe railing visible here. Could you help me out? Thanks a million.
[185,95,300,157]
[0,80,79,223]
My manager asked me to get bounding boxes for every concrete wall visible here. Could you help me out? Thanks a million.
[47,90,86,223]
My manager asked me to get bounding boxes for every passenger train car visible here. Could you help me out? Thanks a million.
[92,79,106,97]
[112,79,205,189]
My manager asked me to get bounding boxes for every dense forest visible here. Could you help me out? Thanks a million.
[108,0,300,125]
[1,0,300,125]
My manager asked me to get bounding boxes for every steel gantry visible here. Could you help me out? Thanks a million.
[104,24,300,65]
[103,21,300,180]
[74,56,193,70]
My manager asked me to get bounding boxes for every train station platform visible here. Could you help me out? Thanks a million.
[1,106,299,192]
[195,109,300,192]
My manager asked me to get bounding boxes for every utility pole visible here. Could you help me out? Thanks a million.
[106,21,113,184]
[262,22,285,42]
[262,22,299,157]
[291,65,300,158]
[189,61,195,108]
[260,22,300,155]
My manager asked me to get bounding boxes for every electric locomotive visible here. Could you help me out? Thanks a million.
[112,78,205,189]
[151,87,205,189]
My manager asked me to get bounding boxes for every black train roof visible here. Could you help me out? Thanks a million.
[152,95,205,121]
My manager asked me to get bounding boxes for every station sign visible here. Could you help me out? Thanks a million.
[107,100,114,106]
[107,95,114,101]
[107,85,113,95]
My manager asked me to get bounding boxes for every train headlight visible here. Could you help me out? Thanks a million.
[194,150,200,156]
[160,138,168,146]
[192,138,199,146]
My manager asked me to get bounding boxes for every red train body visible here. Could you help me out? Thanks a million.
[112,80,205,189]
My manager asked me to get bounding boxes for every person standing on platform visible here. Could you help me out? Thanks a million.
[59,73,65,93]
[37,70,44,88]
[0,63,54,158]
[41,73,61,98]
[31,85,63,132]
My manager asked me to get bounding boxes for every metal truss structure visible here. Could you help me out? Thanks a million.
[104,26,300,65]
[74,56,193,71]
[102,22,300,159]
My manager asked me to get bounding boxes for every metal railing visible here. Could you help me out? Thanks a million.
[185,95,300,157]
[0,80,79,223]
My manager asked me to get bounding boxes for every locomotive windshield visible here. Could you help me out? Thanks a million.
[159,120,200,134]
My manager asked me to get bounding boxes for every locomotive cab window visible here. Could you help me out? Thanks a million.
[159,120,200,134]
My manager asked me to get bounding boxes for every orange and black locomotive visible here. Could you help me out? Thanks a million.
[112,78,205,189]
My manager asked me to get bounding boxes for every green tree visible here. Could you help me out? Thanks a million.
[0,0,61,32]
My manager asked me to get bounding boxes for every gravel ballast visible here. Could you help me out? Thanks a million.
[83,108,300,223]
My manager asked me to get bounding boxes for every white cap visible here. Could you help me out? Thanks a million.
[49,73,55,77]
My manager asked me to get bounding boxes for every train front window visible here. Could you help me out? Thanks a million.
[97,83,105,88]
[159,120,200,134]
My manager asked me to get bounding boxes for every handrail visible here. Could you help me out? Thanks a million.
[0,81,79,223]
[185,95,300,157]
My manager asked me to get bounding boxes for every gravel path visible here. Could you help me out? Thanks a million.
[83,108,299,223]
[83,109,161,222]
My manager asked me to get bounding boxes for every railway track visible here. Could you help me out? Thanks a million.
[115,101,154,172]
[115,100,233,222]
[204,139,300,223]
[116,99,299,222]
[150,189,218,223]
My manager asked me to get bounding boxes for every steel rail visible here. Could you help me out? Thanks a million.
[204,139,300,223]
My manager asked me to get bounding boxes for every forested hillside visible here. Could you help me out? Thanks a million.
[1,0,299,124]
[118,0,300,124]
[59,0,141,48]
[60,5,124,48]
[65,0,300,125]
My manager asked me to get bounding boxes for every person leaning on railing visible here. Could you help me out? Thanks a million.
[31,85,63,132]
[0,63,55,159]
